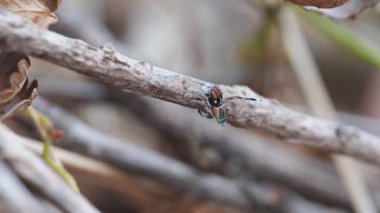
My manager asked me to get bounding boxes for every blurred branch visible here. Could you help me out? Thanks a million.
[0,161,58,213]
[31,99,277,211]
[0,123,99,213]
[33,98,347,212]
[102,0,128,39]
[20,135,183,211]
[279,8,376,213]
[55,1,126,49]
[1,10,380,168]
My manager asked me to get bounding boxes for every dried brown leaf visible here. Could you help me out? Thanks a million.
[306,0,380,19]
[289,0,348,8]
[0,57,29,104]
[0,0,61,27]
[1,81,38,122]
[0,0,61,119]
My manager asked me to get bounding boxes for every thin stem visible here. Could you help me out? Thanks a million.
[298,8,380,69]
[224,96,257,101]
[25,107,79,192]
[44,156,78,192]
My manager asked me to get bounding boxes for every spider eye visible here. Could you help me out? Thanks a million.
[208,96,222,107]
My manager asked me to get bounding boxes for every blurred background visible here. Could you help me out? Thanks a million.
[13,0,380,212]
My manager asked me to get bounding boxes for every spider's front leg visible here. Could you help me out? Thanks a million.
[198,108,213,119]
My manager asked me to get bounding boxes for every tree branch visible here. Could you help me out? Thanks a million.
[0,9,380,166]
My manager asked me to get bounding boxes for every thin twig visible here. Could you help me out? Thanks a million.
[0,123,100,213]
[0,9,380,167]
[25,106,79,191]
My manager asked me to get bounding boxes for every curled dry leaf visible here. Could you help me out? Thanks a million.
[0,0,61,120]
[0,55,29,105]
[0,80,38,122]
[288,0,348,8]
[307,0,380,19]
[0,55,39,121]
[306,0,380,19]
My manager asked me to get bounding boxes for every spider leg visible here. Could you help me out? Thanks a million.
[224,96,258,101]
[198,109,213,119]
